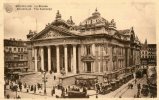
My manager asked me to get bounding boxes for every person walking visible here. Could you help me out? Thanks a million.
[137,83,141,92]
[34,85,36,94]
[51,88,55,96]
[135,79,137,84]
[137,90,140,98]
[54,75,56,80]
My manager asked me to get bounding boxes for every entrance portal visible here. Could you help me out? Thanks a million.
[86,62,91,72]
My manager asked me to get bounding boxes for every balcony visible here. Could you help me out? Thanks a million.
[5,58,28,62]
[81,54,95,62]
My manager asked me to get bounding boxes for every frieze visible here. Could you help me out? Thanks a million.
[35,30,70,40]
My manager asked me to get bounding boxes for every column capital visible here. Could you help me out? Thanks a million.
[63,44,68,48]
[55,45,60,47]
[72,44,77,47]
[47,45,51,48]
[33,46,38,49]
[39,46,44,49]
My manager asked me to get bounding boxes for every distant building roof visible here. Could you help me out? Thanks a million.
[4,39,27,47]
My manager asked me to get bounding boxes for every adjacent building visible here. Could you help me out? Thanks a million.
[140,39,156,66]
[148,44,156,66]
[4,38,28,79]
[27,9,141,82]
[141,39,149,66]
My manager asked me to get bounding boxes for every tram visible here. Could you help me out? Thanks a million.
[147,66,157,97]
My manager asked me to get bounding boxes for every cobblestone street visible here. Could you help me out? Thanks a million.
[5,75,150,99]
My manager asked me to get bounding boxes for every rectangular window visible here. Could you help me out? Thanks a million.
[9,48,11,52]
[86,46,91,55]
[21,55,23,59]
[18,48,20,52]
[106,61,108,71]
[14,48,16,51]
[21,48,23,52]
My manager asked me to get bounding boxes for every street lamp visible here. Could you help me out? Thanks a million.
[41,70,53,95]
[41,70,47,95]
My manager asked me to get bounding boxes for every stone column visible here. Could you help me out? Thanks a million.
[56,45,60,73]
[34,48,38,72]
[92,44,95,73]
[40,47,44,71]
[109,44,113,72]
[64,45,68,74]
[81,45,85,73]
[48,46,51,72]
[98,46,101,73]
[73,45,77,74]
[92,44,95,56]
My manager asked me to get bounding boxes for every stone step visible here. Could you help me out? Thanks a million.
[20,73,60,88]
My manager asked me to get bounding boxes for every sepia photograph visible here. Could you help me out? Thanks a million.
[3,0,157,99]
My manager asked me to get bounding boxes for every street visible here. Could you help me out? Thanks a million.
[5,75,150,99]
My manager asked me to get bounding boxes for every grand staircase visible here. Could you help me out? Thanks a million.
[20,72,60,88]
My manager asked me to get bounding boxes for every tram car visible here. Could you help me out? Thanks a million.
[135,69,143,78]
[147,66,157,97]
[141,84,149,96]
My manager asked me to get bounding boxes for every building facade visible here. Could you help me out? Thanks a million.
[27,9,141,79]
[4,38,28,78]
[141,39,149,66]
[148,44,156,66]
[141,39,156,66]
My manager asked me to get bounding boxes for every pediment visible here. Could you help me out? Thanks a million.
[31,25,77,40]
[37,30,70,40]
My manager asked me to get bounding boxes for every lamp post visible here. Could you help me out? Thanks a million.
[41,70,52,95]
[41,70,47,95]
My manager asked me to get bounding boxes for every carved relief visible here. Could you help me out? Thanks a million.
[37,30,69,40]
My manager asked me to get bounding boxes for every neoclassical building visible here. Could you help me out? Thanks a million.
[27,9,141,78]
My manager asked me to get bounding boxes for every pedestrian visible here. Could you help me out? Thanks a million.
[135,79,137,84]
[68,85,70,91]
[24,83,27,88]
[96,95,98,98]
[30,85,33,91]
[52,88,55,96]
[128,83,131,89]
[137,91,140,98]
[131,83,133,89]
[6,94,10,99]
[137,83,141,91]
[34,85,36,94]
[65,88,67,94]
[19,85,22,92]
[37,83,40,90]
[17,95,21,99]
[27,86,29,93]
[54,75,56,80]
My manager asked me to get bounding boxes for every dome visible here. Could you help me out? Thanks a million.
[80,8,109,26]
[51,10,70,29]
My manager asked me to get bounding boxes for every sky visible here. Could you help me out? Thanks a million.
[4,0,156,44]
